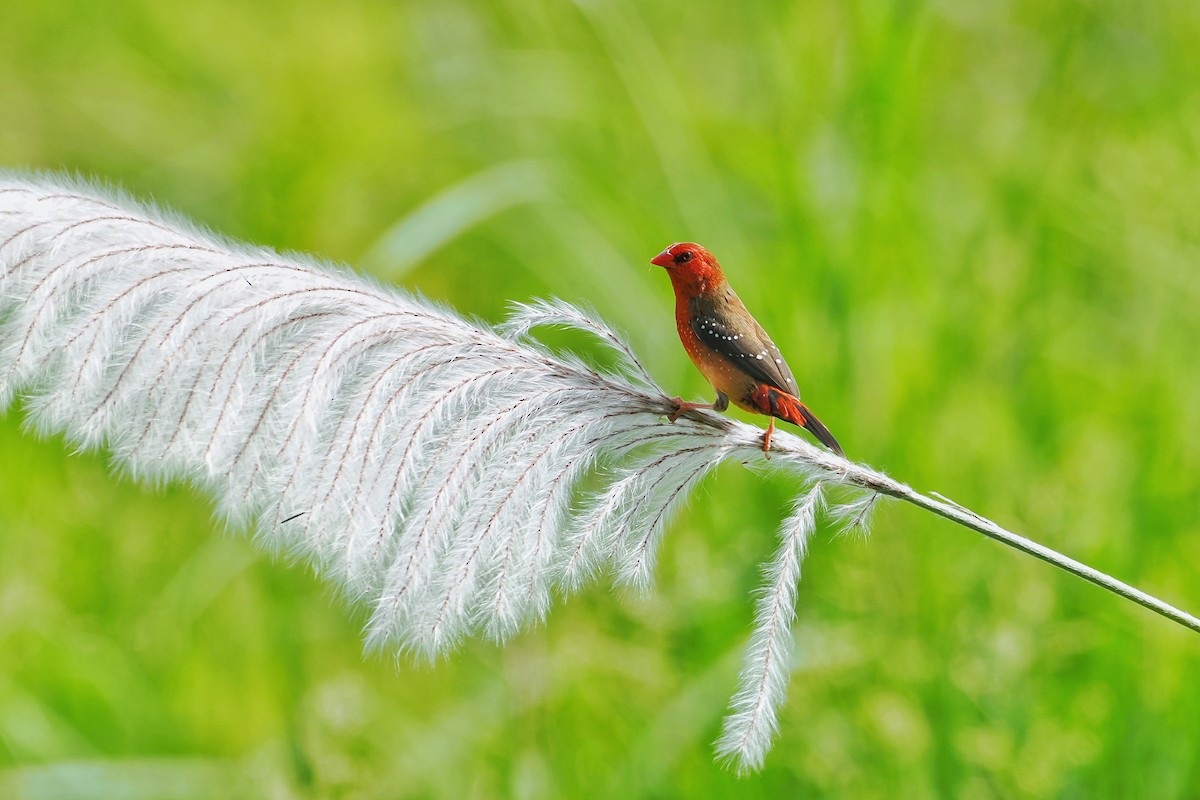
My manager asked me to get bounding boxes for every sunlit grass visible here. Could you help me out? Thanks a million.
[1,0,1198,796]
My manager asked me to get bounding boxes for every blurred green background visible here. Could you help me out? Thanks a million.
[2,0,1199,797]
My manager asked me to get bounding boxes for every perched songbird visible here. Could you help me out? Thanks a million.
[651,242,844,456]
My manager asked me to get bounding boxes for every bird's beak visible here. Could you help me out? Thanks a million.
[650,249,674,268]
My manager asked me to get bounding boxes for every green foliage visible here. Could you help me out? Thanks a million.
[1,0,1198,796]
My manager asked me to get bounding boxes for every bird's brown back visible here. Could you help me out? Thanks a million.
[679,286,801,409]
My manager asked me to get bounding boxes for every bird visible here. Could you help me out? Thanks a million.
[651,242,843,456]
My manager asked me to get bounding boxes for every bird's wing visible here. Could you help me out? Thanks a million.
[689,293,801,395]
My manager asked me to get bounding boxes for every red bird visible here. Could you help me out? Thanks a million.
[651,242,843,456]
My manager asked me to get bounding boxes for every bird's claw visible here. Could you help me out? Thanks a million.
[667,396,685,423]
[667,396,715,423]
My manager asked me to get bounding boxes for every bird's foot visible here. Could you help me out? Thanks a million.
[762,419,775,454]
[667,396,712,423]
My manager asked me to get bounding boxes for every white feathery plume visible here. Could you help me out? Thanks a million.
[0,175,832,662]
[715,484,823,773]
[828,490,882,539]
[2,174,1197,773]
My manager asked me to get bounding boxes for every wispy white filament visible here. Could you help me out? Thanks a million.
[715,484,824,773]
[3,174,1195,774]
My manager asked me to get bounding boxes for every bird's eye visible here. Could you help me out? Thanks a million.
[674,250,693,264]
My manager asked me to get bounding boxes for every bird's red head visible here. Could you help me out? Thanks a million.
[651,242,726,296]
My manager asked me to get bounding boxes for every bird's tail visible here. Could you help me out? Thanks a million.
[752,385,844,456]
